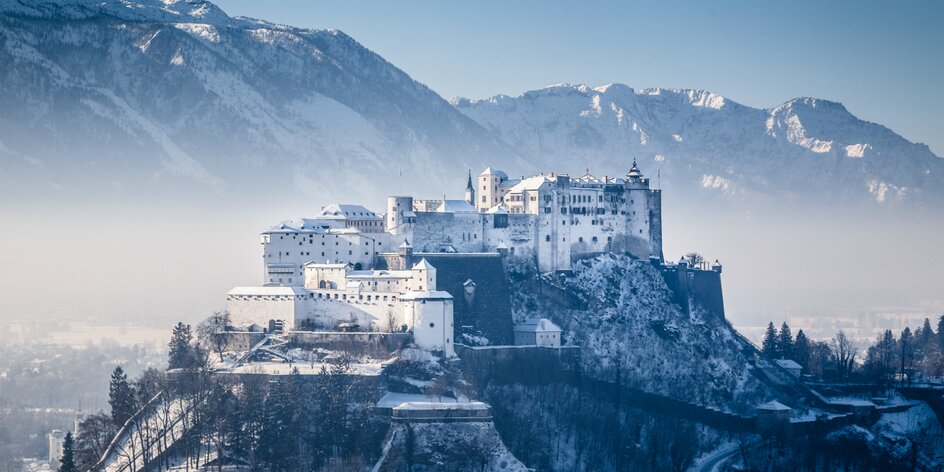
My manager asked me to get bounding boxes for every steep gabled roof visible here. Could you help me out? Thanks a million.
[412,258,435,271]
[315,203,382,220]
[480,167,508,178]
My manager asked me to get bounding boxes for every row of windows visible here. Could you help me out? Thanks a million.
[558,207,636,216]
[270,250,358,257]
[313,292,397,302]
[545,235,613,243]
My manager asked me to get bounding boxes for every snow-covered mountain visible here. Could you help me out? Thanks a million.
[1,0,941,210]
[0,0,517,203]
[452,84,944,207]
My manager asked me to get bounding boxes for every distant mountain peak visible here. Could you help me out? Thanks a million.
[0,0,235,24]
[452,83,943,206]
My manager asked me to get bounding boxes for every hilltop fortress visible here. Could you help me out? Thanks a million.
[226,163,706,356]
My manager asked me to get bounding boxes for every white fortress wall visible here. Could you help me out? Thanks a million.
[411,212,484,253]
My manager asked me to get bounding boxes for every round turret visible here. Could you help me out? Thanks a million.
[386,196,414,235]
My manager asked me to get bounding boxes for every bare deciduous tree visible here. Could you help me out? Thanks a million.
[684,252,706,269]
[832,330,857,381]
[197,311,232,362]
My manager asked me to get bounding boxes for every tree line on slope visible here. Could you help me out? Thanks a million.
[69,319,387,471]
[761,316,944,384]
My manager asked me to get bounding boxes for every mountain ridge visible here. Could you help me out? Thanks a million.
[452,82,943,207]
[0,0,941,209]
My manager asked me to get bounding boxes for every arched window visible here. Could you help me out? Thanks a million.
[319,280,327,289]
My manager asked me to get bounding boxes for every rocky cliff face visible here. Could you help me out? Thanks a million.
[377,422,530,472]
[509,255,773,411]
[0,0,517,202]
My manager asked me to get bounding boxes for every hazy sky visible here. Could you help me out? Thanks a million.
[213,0,944,156]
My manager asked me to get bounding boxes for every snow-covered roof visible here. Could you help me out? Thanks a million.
[394,401,489,411]
[506,176,551,194]
[227,286,309,296]
[775,359,802,370]
[263,218,336,234]
[515,318,562,333]
[398,239,412,248]
[830,399,876,407]
[757,400,791,411]
[485,206,507,214]
[315,203,382,220]
[346,270,413,279]
[377,392,456,409]
[436,199,477,213]
[304,262,349,269]
[412,258,435,271]
[480,167,508,178]
[399,290,453,301]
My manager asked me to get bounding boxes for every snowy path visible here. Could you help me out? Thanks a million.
[97,397,192,472]
[692,443,740,472]
[370,428,398,472]
[691,440,768,472]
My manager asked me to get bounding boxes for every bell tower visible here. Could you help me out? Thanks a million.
[465,169,475,205]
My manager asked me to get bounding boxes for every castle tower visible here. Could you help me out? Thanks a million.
[478,167,507,211]
[401,291,455,357]
[465,169,475,205]
[386,196,414,236]
[397,239,413,270]
[411,258,436,291]
[648,188,664,262]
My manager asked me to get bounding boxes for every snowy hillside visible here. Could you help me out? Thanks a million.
[510,255,773,411]
[453,84,944,207]
[377,422,530,472]
[0,0,517,202]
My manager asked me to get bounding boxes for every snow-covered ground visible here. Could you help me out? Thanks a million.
[219,360,385,376]
[873,402,944,466]
[377,422,530,472]
[100,397,190,472]
[511,255,775,412]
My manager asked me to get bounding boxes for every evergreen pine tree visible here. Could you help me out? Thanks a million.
[58,432,76,472]
[794,330,811,369]
[108,366,136,426]
[900,327,914,382]
[761,322,779,358]
[938,316,944,351]
[918,318,933,347]
[777,322,794,359]
[168,322,193,369]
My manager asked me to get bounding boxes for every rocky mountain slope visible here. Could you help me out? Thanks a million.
[1,0,942,210]
[0,0,517,202]
[453,84,944,208]
[510,255,773,411]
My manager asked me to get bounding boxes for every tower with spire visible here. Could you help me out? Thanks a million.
[464,169,475,205]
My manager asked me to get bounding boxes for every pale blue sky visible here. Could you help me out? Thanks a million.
[213,0,944,155]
